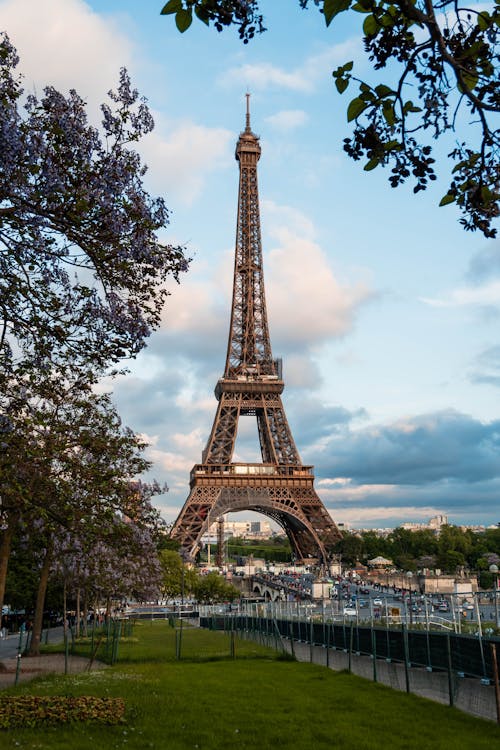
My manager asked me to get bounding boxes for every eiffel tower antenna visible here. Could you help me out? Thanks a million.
[245,91,251,131]
[170,99,341,566]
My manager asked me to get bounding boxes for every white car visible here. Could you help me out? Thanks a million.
[343,607,357,616]
[373,598,383,606]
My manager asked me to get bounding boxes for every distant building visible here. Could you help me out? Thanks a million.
[201,519,274,544]
[400,515,448,533]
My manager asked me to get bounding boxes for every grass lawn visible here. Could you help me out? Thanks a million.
[0,621,499,749]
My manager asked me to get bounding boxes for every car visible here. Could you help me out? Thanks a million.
[343,607,357,616]
[358,599,368,608]
[373,598,383,606]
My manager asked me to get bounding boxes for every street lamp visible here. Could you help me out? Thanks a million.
[489,564,499,628]
[406,571,414,626]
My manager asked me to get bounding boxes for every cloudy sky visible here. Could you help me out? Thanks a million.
[2,0,499,530]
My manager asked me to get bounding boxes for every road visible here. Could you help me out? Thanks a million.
[0,626,65,660]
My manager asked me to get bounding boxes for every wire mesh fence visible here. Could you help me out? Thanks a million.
[200,612,500,722]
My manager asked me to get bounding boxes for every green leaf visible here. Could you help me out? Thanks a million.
[161,0,182,15]
[175,8,193,32]
[364,158,379,171]
[403,100,422,114]
[459,71,479,92]
[363,14,379,34]
[335,77,350,94]
[385,139,401,151]
[439,193,455,207]
[477,11,491,30]
[375,84,394,98]
[382,101,396,125]
[324,0,352,26]
[352,2,372,12]
[347,97,368,121]
[194,5,210,25]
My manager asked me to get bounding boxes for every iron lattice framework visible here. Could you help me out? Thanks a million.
[170,98,341,565]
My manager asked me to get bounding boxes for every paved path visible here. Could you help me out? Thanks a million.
[0,653,107,689]
[0,628,107,689]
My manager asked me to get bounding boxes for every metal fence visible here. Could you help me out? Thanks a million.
[200,613,500,683]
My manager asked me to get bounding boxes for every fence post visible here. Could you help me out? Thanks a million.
[446,633,454,707]
[309,617,314,663]
[348,621,354,673]
[371,627,378,683]
[491,642,500,724]
[402,623,410,693]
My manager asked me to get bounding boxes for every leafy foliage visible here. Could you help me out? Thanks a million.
[333,524,500,572]
[194,570,240,602]
[0,33,188,380]
[161,0,500,237]
[160,0,265,41]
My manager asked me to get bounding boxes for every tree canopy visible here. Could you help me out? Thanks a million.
[0,32,188,383]
[161,0,500,237]
[0,35,186,649]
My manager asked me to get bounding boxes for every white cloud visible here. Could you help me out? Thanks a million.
[265,109,309,131]
[0,0,134,109]
[139,117,233,206]
[220,61,314,93]
[219,39,361,93]
[262,200,317,239]
[266,224,374,347]
[159,272,227,335]
[330,505,446,526]
[0,0,233,207]
[421,280,500,308]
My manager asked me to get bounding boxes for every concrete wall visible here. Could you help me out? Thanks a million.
[272,636,498,723]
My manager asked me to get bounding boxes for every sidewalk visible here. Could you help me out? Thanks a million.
[0,627,107,689]
[0,653,107,689]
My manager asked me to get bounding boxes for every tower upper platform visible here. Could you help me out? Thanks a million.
[235,93,261,162]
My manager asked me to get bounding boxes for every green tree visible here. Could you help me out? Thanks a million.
[194,572,240,603]
[437,549,466,573]
[161,0,499,237]
[333,532,364,566]
[159,550,198,600]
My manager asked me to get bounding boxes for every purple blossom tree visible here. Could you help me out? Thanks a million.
[0,33,188,380]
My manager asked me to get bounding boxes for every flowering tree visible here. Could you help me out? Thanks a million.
[53,508,164,633]
[161,0,500,237]
[0,32,188,381]
[0,378,161,654]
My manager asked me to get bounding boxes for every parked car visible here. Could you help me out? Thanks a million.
[343,607,357,616]
[373,598,383,606]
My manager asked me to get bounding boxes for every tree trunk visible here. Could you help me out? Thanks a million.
[63,579,68,637]
[76,587,81,638]
[29,542,53,656]
[82,591,88,637]
[0,512,19,616]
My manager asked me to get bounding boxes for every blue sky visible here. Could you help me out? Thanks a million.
[2,0,499,529]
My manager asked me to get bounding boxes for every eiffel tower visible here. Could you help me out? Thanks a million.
[170,97,341,566]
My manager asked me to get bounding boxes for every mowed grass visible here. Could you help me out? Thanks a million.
[0,621,499,750]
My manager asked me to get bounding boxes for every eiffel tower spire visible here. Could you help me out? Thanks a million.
[170,100,341,565]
